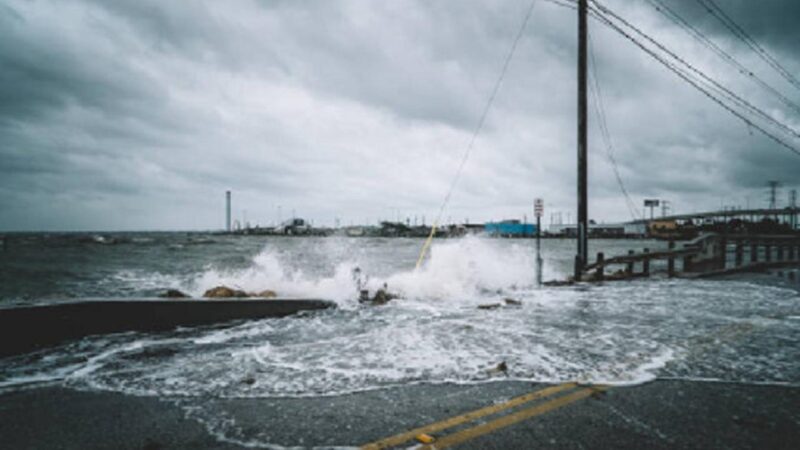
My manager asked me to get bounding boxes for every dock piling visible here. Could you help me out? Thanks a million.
[595,252,604,281]
[626,250,635,276]
[642,248,650,277]
[667,241,675,277]
[735,241,743,267]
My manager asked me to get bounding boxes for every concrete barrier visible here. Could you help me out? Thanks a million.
[0,298,335,357]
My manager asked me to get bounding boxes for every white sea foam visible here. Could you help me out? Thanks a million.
[1,236,798,416]
[182,236,545,305]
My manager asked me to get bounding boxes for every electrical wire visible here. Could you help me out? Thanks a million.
[587,35,642,221]
[647,0,800,116]
[588,1,800,157]
[415,0,540,269]
[695,0,800,92]
[591,0,800,142]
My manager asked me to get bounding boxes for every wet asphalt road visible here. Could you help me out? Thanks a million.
[1,379,798,449]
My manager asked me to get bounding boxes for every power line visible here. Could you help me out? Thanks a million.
[542,0,576,10]
[646,0,800,116]
[544,0,642,221]
[591,0,800,142]
[695,0,800,92]
[587,35,641,221]
[415,0,540,269]
[587,1,800,158]
[588,0,800,158]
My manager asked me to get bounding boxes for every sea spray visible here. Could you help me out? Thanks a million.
[1,236,798,407]
[184,235,546,303]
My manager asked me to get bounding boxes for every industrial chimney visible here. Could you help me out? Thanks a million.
[225,190,232,232]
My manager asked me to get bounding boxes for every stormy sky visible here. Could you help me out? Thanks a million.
[1,0,798,231]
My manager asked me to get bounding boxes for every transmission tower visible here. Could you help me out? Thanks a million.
[767,181,780,209]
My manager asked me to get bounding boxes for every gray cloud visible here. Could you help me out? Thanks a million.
[0,0,798,231]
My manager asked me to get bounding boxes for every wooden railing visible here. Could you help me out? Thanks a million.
[578,233,800,282]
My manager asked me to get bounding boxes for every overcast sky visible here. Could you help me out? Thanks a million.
[1,0,798,231]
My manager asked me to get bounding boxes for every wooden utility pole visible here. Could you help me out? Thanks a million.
[575,0,589,278]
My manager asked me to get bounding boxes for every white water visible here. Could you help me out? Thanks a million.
[2,235,798,447]
[2,236,798,398]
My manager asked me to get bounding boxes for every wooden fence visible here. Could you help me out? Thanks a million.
[578,233,800,282]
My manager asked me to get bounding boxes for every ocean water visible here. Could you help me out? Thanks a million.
[0,233,798,445]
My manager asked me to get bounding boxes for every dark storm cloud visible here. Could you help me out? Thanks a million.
[664,0,800,55]
[0,0,798,231]
[0,5,165,123]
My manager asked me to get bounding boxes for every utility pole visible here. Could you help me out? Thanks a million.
[575,0,589,279]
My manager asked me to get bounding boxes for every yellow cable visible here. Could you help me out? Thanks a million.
[412,0,538,270]
[415,222,438,270]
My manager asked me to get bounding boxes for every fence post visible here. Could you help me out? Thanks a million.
[642,248,650,277]
[750,241,758,263]
[667,240,675,277]
[735,240,743,267]
[683,250,693,273]
[626,250,635,276]
[595,252,604,281]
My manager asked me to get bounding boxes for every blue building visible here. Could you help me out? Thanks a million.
[484,220,536,237]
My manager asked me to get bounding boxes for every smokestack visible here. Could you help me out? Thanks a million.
[225,190,231,232]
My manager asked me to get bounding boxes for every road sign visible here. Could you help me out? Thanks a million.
[534,198,544,217]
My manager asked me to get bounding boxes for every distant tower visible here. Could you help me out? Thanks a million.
[225,191,232,232]
[768,181,780,209]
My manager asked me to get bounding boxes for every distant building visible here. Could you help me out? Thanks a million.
[273,218,311,235]
[548,222,646,238]
[485,220,536,237]
[648,219,679,238]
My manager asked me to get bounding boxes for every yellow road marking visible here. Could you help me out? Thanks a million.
[360,383,577,450]
[420,386,608,450]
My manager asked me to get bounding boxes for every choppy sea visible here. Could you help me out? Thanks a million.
[0,233,798,446]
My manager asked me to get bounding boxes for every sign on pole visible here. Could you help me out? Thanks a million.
[534,198,544,218]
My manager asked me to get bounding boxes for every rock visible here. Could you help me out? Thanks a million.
[203,286,248,298]
[248,289,277,298]
[160,289,189,299]
[504,298,522,306]
[477,303,501,310]
[371,289,396,305]
[369,283,398,305]
[242,376,256,385]
[487,361,508,375]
